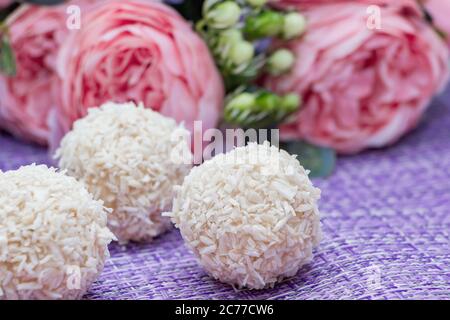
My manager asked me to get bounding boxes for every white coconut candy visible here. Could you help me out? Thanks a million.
[166,142,322,289]
[55,102,193,243]
[0,164,114,300]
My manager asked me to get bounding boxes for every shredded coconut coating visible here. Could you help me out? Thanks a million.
[56,102,193,243]
[166,142,322,289]
[0,164,114,300]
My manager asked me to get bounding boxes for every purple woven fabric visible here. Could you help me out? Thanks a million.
[1,92,449,300]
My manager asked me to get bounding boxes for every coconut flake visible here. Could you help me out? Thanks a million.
[0,164,114,300]
[56,101,192,243]
[167,142,322,289]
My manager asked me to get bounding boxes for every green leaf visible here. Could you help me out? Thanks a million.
[281,141,336,178]
[0,33,16,76]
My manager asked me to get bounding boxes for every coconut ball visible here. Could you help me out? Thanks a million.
[56,102,193,243]
[166,142,322,289]
[0,164,114,300]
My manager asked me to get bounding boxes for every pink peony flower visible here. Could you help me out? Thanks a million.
[270,0,421,10]
[270,0,449,42]
[0,1,104,144]
[265,2,449,154]
[424,0,450,45]
[55,0,224,145]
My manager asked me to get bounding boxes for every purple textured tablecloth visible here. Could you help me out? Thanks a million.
[1,93,449,300]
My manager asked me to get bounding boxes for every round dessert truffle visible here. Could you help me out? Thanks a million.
[0,164,114,300]
[56,102,193,243]
[167,142,322,289]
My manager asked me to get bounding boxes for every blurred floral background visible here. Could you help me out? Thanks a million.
[0,0,449,177]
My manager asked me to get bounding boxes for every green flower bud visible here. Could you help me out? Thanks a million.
[244,10,284,40]
[246,0,268,7]
[281,93,301,113]
[218,29,243,60]
[229,41,254,67]
[283,12,307,39]
[224,89,300,128]
[267,49,295,76]
[206,1,241,29]
[226,92,256,111]
[221,29,243,44]
[255,91,281,112]
[224,92,257,125]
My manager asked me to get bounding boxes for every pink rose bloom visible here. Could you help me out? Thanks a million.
[270,0,420,10]
[265,2,449,154]
[0,1,104,144]
[55,0,224,144]
[270,0,450,43]
[424,0,450,45]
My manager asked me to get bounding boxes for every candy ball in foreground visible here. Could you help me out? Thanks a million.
[56,102,193,243]
[0,164,114,300]
[167,142,322,289]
